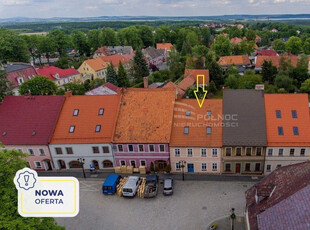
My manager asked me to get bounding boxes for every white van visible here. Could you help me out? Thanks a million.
[122,176,141,197]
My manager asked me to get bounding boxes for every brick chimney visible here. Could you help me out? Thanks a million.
[143,77,148,88]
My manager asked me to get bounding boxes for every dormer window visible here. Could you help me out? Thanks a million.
[184,126,189,134]
[98,108,104,116]
[2,131,6,136]
[207,110,211,116]
[95,125,101,133]
[186,110,190,116]
[32,131,36,136]
[17,77,24,85]
[69,126,75,133]
[55,73,60,79]
[73,109,79,116]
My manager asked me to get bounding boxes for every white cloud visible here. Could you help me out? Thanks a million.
[274,0,286,3]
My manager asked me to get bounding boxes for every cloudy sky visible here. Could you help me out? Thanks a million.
[0,0,310,18]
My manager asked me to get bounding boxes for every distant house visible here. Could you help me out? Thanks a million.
[156,42,173,51]
[271,28,278,33]
[85,82,119,95]
[100,54,133,71]
[37,66,81,87]
[93,46,133,58]
[218,55,251,72]
[255,49,279,57]
[162,82,185,96]
[77,58,108,82]
[142,47,166,67]
[255,55,298,72]
[230,37,243,45]
[4,62,38,95]
[245,161,310,230]
[0,95,65,171]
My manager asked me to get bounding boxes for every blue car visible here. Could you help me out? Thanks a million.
[102,174,122,195]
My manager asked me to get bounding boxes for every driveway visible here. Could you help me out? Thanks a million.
[56,179,253,230]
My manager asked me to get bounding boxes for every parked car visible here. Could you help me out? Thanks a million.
[144,175,159,198]
[102,174,122,195]
[163,178,173,195]
[122,176,141,197]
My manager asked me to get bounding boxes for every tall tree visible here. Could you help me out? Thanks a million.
[261,60,278,84]
[238,70,263,89]
[136,25,154,48]
[273,39,286,53]
[274,74,296,92]
[201,27,211,46]
[18,76,58,95]
[118,27,142,50]
[22,35,40,64]
[63,82,86,95]
[117,61,129,87]
[245,29,256,41]
[300,79,310,94]
[285,36,302,55]
[48,29,70,56]
[167,47,184,80]
[0,145,65,230]
[303,38,310,55]
[71,30,90,56]
[0,70,13,102]
[207,60,224,87]
[289,55,309,87]
[211,35,231,56]
[106,63,118,86]
[132,49,149,83]
[87,29,101,52]
[100,28,118,46]
[37,36,56,64]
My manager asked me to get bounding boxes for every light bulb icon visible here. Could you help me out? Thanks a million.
[24,175,29,186]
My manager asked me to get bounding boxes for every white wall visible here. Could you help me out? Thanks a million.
[49,143,115,170]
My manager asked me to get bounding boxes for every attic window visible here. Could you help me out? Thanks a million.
[186,110,191,116]
[95,125,101,133]
[184,126,189,134]
[73,109,79,116]
[32,131,36,136]
[278,126,284,136]
[69,126,75,133]
[2,132,6,136]
[207,110,212,117]
[292,110,297,118]
[98,108,104,116]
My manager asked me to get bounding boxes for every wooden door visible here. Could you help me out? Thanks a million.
[235,163,241,173]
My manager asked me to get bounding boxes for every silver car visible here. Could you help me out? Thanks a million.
[163,178,173,195]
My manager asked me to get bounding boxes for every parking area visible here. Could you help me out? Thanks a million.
[56,179,254,230]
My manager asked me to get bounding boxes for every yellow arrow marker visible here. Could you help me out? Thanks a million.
[194,74,208,108]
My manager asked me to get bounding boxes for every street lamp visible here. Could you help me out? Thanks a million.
[230,208,236,230]
[179,160,186,181]
[77,158,86,179]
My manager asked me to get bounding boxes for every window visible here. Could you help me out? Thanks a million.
[92,147,100,154]
[102,146,109,153]
[206,127,212,135]
[276,164,282,168]
[17,149,23,153]
[55,148,63,154]
[98,108,104,116]
[268,149,273,156]
[278,148,283,156]
[276,110,281,118]
[292,110,297,118]
[95,125,101,133]
[17,78,24,85]
[34,161,42,168]
[201,148,207,157]
[39,149,45,156]
[246,148,252,156]
[300,149,305,156]
[73,109,79,116]
[245,163,251,171]
[128,145,134,152]
[256,147,262,156]
[186,110,191,116]
[66,147,73,154]
[212,163,218,171]
[184,126,189,134]
[293,127,299,136]
[120,160,126,166]
[226,148,231,156]
[159,145,165,152]
[212,149,218,157]
[118,145,123,152]
[225,163,231,172]
[138,145,144,152]
[236,148,242,156]
[149,145,155,152]
[28,149,34,155]
[130,160,136,168]
[266,165,271,172]
[290,148,295,156]
[278,127,284,135]
[176,162,181,171]
[201,163,207,171]
[69,125,75,133]
[187,149,193,157]
[207,110,211,116]
[255,163,260,171]
[174,148,180,157]
[140,160,146,166]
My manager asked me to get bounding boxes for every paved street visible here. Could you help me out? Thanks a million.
[56,179,254,230]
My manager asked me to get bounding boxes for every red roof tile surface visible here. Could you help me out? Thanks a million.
[255,55,298,68]
[163,82,185,96]
[0,96,65,145]
[230,37,242,44]
[255,49,279,56]
[184,69,210,85]
[6,65,38,88]
[218,55,251,66]
[37,66,79,81]
[156,43,173,51]
[100,54,131,67]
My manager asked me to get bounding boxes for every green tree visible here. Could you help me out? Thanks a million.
[167,47,184,81]
[225,75,239,89]
[87,29,101,52]
[89,78,105,89]
[238,70,263,89]
[71,30,90,56]
[274,74,296,92]
[0,70,13,102]
[206,60,224,87]
[285,36,302,55]
[273,39,286,53]
[106,63,118,86]
[245,29,256,41]
[149,69,174,83]
[136,25,154,47]
[289,55,309,87]
[132,49,149,83]
[211,35,231,56]
[207,80,217,94]
[300,79,310,93]
[56,56,69,69]
[63,82,86,95]
[117,61,130,87]
[261,60,278,84]
[18,76,58,95]
[22,35,40,64]
[154,26,171,43]
[303,38,310,55]
[100,28,118,46]
[185,31,199,48]
[37,36,56,64]
[48,29,70,56]
[0,145,65,230]
[118,27,142,50]
[201,27,211,46]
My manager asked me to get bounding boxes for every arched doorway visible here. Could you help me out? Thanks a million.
[102,160,113,168]
[69,160,82,168]
[43,159,53,170]
[93,160,99,170]
[155,160,167,172]
[58,160,66,169]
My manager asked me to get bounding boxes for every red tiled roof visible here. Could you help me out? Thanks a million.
[170,99,223,147]
[184,69,210,85]
[100,54,131,67]
[264,94,310,146]
[156,43,173,51]
[255,49,279,57]
[50,94,121,144]
[37,66,79,81]
[255,55,298,69]
[178,77,196,91]
[6,65,38,88]
[246,161,310,230]
[218,55,251,66]
[113,88,176,143]
[0,96,65,145]
[230,37,242,44]
[84,58,108,71]
[104,82,119,92]
[163,82,185,96]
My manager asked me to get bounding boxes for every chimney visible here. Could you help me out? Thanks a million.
[65,91,72,98]
[143,77,148,88]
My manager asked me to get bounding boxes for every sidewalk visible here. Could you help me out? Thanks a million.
[38,170,262,182]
